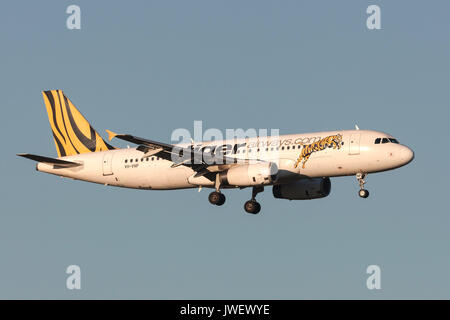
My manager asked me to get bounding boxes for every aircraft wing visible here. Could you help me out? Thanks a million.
[106,130,255,174]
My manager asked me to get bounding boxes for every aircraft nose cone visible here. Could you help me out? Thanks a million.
[400,146,414,165]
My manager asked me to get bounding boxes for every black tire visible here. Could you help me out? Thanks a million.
[209,191,221,205]
[244,200,260,214]
[217,193,226,206]
[253,202,261,214]
[359,189,369,198]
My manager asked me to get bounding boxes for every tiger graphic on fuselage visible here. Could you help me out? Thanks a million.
[294,134,343,169]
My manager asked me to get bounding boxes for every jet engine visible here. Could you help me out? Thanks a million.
[272,177,331,200]
[219,162,278,187]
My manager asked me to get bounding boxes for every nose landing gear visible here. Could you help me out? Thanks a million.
[244,186,264,214]
[356,173,369,198]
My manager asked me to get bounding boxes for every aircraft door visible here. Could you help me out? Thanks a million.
[102,152,114,176]
[349,133,361,155]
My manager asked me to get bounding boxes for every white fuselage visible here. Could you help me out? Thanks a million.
[36,130,414,190]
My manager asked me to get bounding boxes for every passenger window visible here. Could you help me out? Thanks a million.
[282,147,285,150]
[374,138,381,144]
[125,159,128,163]
[382,138,389,144]
[130,159,133,163]
[287,146,290,150]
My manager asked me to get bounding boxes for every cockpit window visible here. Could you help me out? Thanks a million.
[389,138,399,144]
[375,137,400,145]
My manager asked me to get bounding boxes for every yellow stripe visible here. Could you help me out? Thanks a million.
[95,133,109,152]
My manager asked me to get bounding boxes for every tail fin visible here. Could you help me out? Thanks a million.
[42,90,115,157]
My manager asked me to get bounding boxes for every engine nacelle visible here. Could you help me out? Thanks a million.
[220,162,278,187]
[272,177,331,200]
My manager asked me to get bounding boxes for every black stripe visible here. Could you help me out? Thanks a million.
[44,91,66,144]
[104,141,115,150]
[52,133,66,157]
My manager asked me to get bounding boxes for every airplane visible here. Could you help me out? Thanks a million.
[18,90,414,214]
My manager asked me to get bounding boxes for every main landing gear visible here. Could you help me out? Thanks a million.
[208,191,226,206]
[244,186,264,214]
[208,173,226,206]
[356,173,369,198]
[208,186,264,214]
[207,174,264,214]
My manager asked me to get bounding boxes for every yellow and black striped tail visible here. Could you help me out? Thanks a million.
[42,90,115,157]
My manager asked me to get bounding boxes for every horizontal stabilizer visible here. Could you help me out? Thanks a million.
[17,153,82,168]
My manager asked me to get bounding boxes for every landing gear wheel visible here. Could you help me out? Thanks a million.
[244,200,261,214]
[217,193,226,206]
[254,202,261,214]
[209,191,225,206]
[359,189,369,198]
[243,186,264,214]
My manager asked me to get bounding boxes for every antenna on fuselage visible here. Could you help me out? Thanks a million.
[355,124,360,130]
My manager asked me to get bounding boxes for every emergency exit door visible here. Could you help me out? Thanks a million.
[349,133,361,155]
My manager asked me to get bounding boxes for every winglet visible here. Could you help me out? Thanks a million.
[105,129,118,141]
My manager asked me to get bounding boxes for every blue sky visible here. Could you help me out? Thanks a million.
[0,0,449,298]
